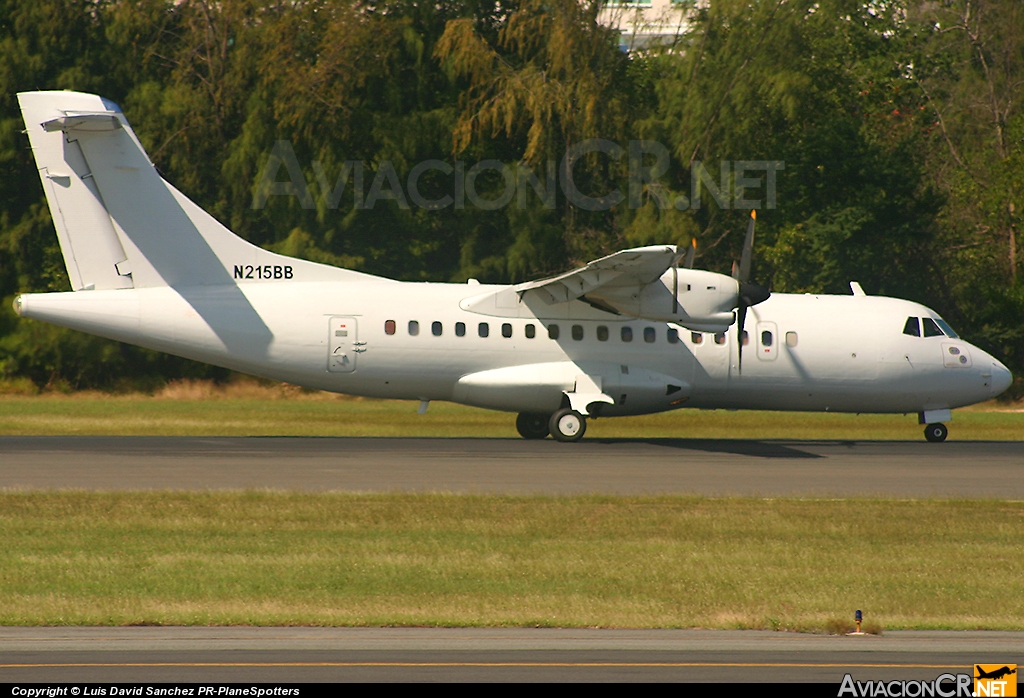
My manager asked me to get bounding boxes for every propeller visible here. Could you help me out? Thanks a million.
[684,238,697,269]
[731,210,770,374]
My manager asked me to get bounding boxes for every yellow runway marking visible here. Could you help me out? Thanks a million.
[0,662,969,668]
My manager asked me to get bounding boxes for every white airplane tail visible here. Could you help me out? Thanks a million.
[18,90,362,291]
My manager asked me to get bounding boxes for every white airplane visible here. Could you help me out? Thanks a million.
[14,90,1013,442]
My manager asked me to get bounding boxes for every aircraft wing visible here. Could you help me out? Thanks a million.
[514,245,681,305]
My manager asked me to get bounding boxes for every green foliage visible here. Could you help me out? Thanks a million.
[0,0,1020,389]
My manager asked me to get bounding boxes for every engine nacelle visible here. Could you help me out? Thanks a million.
[588,268,739,332]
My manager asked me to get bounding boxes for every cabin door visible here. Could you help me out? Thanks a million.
[756,321,779,361]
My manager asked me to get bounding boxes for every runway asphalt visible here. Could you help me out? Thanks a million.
[1,436,1022,496]
[2,628,1022,683]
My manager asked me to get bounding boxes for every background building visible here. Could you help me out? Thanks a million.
[599,0,695,51]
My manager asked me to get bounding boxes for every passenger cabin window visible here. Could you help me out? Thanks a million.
[597,326,609,341]
[548,324,560,340]
[501,322,512,338]
[525,324,536,339]
[922,318,945,337]
[385,320,396,335]
[786,331,798,347]
[761,330,773,347]
[741,330,749,346]
[455,322,466,337]
[644,327,656,343]
[903,317,921,337]
[668,328,679,344]
[431,321,442,336]
[691,332,703,345]
[478,322,489,338]
[572,325,584,341]
[621,327,633,342]
[714,332,726,345]
[408,320,419,336]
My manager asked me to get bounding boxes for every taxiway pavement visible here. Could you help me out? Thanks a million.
[2,628,1022,683]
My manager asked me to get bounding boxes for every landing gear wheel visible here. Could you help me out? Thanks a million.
[924,423,948,443]
[549,409,586,442]
[516,412,550,440]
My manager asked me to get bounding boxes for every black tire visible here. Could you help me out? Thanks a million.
[549,408,586,442]
[516,412,550,440]
[924,423,948,443]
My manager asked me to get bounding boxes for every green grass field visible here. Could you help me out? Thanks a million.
[0,382,1021,439]
[1,493,1020,630]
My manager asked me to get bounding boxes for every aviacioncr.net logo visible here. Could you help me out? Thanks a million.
[839,673,973,697]
[974,665,1017,697]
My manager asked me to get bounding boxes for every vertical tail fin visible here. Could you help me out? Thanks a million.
[19,90,370,291]
[18,91,134,291]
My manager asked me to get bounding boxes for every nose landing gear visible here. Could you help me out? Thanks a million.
[924,423,948,442]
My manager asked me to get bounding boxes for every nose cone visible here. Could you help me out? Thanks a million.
[991,359,1013,398]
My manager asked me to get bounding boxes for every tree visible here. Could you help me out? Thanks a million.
[907,0,1024,388]
[435,0,647,271]
[643,0,940,303]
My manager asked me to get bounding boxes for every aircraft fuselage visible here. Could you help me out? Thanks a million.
[16,279,1010,418]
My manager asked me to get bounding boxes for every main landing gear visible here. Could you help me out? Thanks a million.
[924,423,948,443]
[549,408,586,442]
[515,410,588,442]
[515,412,550,440]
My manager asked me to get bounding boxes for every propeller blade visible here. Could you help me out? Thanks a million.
[736,302,747,375]
[738,209,756,283]
[684,238,696,269]
[732,210,766,374]
[740,281,770,307]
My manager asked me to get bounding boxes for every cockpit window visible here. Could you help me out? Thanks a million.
[922,317,944,337]
[934,318,959,339]
[903,317,920,337]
